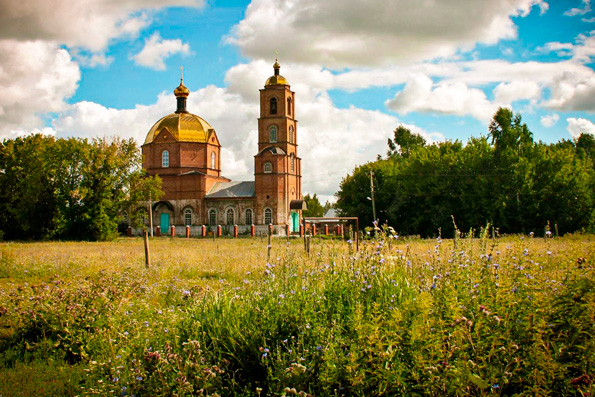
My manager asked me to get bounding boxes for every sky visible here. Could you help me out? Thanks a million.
[1,0,595,203]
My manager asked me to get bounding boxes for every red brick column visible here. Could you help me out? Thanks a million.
[201,225,206,237]
[234,224,238,238]
[286,224,290,237]
[156,226,161,237]
[312,224,317,236]
[299,224,304,237]
[186,225,190,238]
[251,224,255,237]
[268,224,273,235]
[170,225,175,237]
[217,225,222,238]
[324,224,329,235]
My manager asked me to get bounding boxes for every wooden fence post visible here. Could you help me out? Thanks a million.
[144,230,151,268]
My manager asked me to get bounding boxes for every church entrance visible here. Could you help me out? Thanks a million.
[160,213,170,231]
[290,212,300,232]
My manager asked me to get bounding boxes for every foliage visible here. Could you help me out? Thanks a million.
[303,193,326,217]
[0,134,162,240]
[0,235,594,396]
[336,108,595,237]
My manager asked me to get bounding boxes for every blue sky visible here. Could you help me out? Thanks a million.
[1,0,595,201]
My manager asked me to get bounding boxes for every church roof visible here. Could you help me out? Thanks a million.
[144,112,215,144]
[206,181,255,198]
[265,58,289,86]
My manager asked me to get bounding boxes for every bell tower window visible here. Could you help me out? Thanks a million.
[264,162,272,173]
[289,126,294,144]
[287,98,292,116]
[269,126,277,143]
[290,155,295,173]
[270,97,277,114]
[211,152,216,169]
[162,150,169,168]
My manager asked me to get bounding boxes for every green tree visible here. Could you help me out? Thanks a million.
[303,193,325,217]
[387,125,426,158]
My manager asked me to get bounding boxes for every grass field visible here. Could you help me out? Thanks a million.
[0,231,594,396]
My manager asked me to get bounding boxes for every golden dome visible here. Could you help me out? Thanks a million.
[174,80,190,97]
[144,112,215,144]
[265,58,289,86]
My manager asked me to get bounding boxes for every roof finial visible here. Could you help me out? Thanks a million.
[273,51,280,75]
[180,65,184,83]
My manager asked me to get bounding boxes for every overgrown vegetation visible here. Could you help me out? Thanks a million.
[336,108,595,237]
[0,134,162,241]
[0,232,593,395]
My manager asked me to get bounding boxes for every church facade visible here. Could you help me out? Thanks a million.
[141,61,304,235]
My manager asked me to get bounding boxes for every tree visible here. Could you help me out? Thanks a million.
[0,135,162,241]
[387,125,426,158]
[303,193,325,217]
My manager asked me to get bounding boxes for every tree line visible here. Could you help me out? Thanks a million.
[0,134,162,241]
[335,108,595,237]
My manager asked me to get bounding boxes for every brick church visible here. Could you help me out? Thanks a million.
[141,60,305,235]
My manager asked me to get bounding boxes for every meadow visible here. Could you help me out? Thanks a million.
[0,229,594,396]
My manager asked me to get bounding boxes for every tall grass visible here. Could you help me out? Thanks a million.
[0,233,594,395]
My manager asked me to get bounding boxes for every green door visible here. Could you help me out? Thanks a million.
[291,212,300,232]
[160,213,170,231]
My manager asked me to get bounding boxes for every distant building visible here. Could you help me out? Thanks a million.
[141,60,305,235]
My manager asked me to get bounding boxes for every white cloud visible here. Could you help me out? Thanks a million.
[567,117,595,138]
[385,74,496,122]
[493,80,541,104]
[228,0,547,68]
[565,0,591,16]
[540,113,560,127]
[132,33,191,70]
[0,0,204,52]
[0,40,80,136]
[546,72,595,111]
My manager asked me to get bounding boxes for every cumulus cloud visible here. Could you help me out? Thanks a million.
[540,113,560,127]
[0,40,80,136]
[567,117,595,137]
[493,80,541,104]
[385,74,496,122]
[227,0,547,68]
[546,72,595,111]
[0,0,204,52]
[565,0,591,16]
[132,33,191,70]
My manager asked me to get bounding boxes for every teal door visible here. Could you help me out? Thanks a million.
[160,213,170,231]
[291,212,300,232]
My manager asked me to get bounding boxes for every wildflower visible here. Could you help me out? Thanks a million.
[144,321,149,327]
[164,328,169,333]
[316,346,323,351]
[136,376,143,381]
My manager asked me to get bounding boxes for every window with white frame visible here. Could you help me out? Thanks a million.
[208,209,217,225]
[226,208,235,225]
[245,209,253,225]
[264,208,272,225]
[269,126,277,143]
[264,162,272,173]
[162,150,169,167]
[184,208,192,226]
[289,126,294,144]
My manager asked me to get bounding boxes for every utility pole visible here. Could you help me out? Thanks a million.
[370,170,377,223]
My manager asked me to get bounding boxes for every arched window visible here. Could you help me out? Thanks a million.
[264,162,272,173]
[289,126,294,144]
[184,208,192,226]
[287,98,292,116]
[270,97,277,114]
[208,209,217,226]
[269,126,277,143]
[226,208,235,225]
[211,152,216,169]
[162,150,169,168]
[264,208,272,225]
[290,155,295,173]
[245,209,253,225]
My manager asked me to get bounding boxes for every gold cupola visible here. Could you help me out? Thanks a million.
[174,66,190,114]
[143,68,218,145]
[265,57,289,86]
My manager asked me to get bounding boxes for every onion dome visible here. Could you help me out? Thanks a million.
[174,80,190,97]
[144,113,215,144]
[265,58,289,86]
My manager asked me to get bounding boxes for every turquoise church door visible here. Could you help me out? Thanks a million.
[160,213,170,231]
[291,212,300,232]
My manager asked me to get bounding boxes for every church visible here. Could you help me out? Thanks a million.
[141,60,305,235]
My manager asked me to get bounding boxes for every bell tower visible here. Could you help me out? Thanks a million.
[254,59,302,229]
